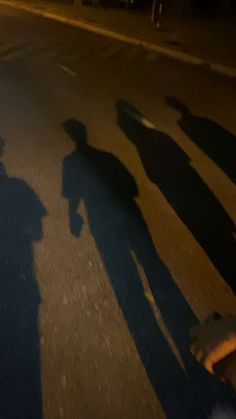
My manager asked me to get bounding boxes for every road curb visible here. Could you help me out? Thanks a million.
[1,0,236,77]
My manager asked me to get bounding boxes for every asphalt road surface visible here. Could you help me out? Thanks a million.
[0,4,236,419]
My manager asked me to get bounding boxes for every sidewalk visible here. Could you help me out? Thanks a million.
[2,0,236,74]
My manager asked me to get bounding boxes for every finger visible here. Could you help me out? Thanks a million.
[189,325,201,341]
[191,347,204,363]
[191,346,214,374]
[190,343,202,358]
[202,356,214,374]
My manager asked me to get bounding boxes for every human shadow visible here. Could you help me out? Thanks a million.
[0,137,46,419]
[166,97,236,185]
[116,101,236,294]
[62,119,234,419]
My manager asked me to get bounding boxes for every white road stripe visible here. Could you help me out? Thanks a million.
[58,64,77,77]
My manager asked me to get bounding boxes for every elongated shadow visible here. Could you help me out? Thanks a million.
[116,100,236,294]
[0,138,46,419]
[166,97,236,185]
[62,120,234,419]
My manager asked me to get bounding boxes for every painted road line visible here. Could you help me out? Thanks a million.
[59,64,77,77]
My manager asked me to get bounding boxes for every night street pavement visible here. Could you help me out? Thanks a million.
[0,4,235,418]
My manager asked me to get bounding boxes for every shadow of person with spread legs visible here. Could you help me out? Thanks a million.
[166,97,236,184]
[116,100,236,295]
[0,137,46,419]
[62,119,234,419]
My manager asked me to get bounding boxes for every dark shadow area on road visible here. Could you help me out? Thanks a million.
[62,119,234,419]
[116,100,236,294]
[166,97,236,185]
[0,137,46,419]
